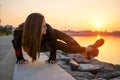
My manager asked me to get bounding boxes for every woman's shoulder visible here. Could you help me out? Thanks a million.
[46,23,52,29]
[15,23,24,31]
[46,23,59,32]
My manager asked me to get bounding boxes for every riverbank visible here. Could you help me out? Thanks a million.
[45,51,120,80]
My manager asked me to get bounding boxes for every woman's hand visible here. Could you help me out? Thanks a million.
[46,60,56,64]
[81,46,94,60]
[16,59,29,64]
[86,46,93,53]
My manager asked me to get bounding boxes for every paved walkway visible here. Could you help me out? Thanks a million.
[0,35,16,80]
[0,47,16,80]
[0,35,13,61]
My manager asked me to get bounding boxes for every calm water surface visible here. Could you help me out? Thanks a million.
[72,35,120,64]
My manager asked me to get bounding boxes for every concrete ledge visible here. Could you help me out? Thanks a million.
[13,52,75,80]
[0,47,16,80]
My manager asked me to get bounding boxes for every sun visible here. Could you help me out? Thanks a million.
[96,23,101,28]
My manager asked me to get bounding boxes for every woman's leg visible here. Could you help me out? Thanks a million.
[54,29,86,53]
[56,41,85,53]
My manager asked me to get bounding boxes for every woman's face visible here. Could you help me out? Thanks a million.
[42,20,47,34]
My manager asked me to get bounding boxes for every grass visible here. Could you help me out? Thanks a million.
[0,33,10,36]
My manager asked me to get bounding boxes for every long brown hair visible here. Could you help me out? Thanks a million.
[22,13,44,61]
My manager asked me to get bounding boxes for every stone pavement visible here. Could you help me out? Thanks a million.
[0,35,16,80]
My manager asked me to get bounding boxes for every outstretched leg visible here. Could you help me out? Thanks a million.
[54,29,86,53]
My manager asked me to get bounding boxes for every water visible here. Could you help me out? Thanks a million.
[72,35,120,64]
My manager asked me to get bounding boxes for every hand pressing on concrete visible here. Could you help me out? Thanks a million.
[16,59,29,64]
[46,60,56,64]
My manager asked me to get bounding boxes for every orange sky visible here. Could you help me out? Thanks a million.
[0,0,120,31]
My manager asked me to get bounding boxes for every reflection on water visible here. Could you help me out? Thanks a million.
[72,35,120,64]
[97,35,101,39]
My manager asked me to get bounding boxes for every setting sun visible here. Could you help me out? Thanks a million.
[96,23,101,28]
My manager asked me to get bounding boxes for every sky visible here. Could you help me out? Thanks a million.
[0,0,120,31]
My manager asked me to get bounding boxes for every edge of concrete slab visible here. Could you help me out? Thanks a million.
[13,52,76,80]
[0,47,16,80]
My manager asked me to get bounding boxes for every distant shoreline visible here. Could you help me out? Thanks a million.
[63,30,120,36]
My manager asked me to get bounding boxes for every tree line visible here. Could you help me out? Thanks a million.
[0,25,13,36]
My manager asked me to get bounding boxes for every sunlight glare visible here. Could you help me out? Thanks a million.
[96,23,101,28]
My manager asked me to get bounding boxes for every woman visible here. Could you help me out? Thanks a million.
[12,13,102,64]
